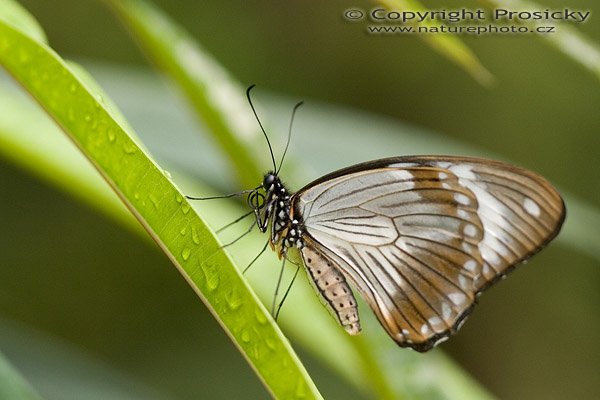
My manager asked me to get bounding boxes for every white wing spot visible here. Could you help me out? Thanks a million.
[458,275,470,290]
[390,169,414,181]
[420,324,430,334]
[523,197,541,217]
[464,259,478,272]
[482,246,501,265]
[449,164,477,180]
[433,336,449,347]
[449,292,467,306]
[463,224,477,237]
[455,193,470,205]
[428,316,444,329]
[483,264,491,275]
[442,302,452,319]
[438,172,448,179]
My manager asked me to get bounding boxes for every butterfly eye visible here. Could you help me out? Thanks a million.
[248,190,265,210]
[263,173,276,190]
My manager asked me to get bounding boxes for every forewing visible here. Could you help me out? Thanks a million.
[295,156,565,351]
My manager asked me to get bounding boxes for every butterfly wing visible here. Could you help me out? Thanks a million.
[293,156,565,351]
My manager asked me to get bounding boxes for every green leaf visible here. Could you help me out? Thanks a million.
[104,0,265,188]
[0,0,46,44]
[374,0,495,86]
[0,17,322,400]
[0,351,42,400]
[480,0,600,81]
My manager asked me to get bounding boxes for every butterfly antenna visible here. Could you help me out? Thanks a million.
[247,85,277,172]
[277,100,304,174]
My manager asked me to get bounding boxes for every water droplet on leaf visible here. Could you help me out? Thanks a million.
[191,227,200,244]
[202,261,220,291]
[241,330,251,343]
[148,194,160,209]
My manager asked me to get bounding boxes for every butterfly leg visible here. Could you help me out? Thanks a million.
[274,264,300,320]
[220,220,256,248]
[242,239,270,274]
[271,256,287,317]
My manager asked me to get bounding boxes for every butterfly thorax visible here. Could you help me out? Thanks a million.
[260,172,305,258]
[259,173,362,334]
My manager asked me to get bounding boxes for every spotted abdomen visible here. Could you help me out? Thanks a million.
[301,246,361,335]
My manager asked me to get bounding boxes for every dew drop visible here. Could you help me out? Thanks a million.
[241,330,251,343]
[251,343,261,360]
[226,288,242,310]
[163,169,172,179]
[202,261,220,291]
[134,192,140,200]
[191,226,200,244]
[255,308,267,325]
[265,338,277,351]
[180,226,187,235]
[107,129,116,142]
[123,143,137,154]
[294,378,308,398]
[69,83,77,93]
[181,203,191,214]
[182,248,191,261]
[148,194,159,209]
[175,194,183,204]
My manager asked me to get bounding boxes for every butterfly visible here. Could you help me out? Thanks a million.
[255,155,565,352]
[192,87,566,352]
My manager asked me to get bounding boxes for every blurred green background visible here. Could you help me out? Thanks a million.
[1,0,598,399]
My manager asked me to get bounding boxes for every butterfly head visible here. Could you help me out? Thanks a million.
[262,171,277,191]
[252,171,294,240]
